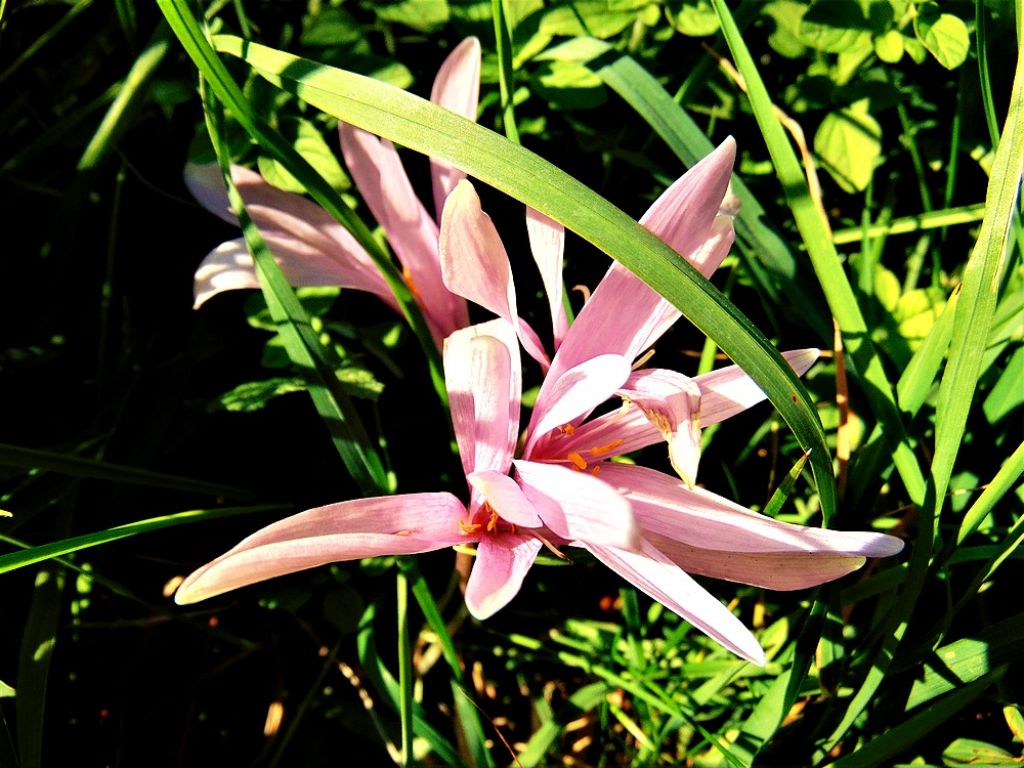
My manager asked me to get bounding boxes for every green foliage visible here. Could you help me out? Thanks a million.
[1,0,1020,765]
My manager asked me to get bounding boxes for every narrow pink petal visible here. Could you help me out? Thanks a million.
[528,400,658,463]
[464,534,542,619]
[525,354,631,453]
[439,180,516,322]
[545,139,737,387]
[526,207,568,349]
[444,320,521,476]
[429,37,482,219]
[640,536,873,590]
[696,349,820,425]
[439,181,549,368]
[587,541,765,664]
[617,368,703,484]
[597,462,904,558]
[467,470,543,528]
[513,460,638,550]
[175,493,467,604]
[184,162,235,224]
[187,164,396,308]
[339,123,468,339]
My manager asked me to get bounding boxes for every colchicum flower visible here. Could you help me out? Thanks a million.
[175,140,903,664]
[183,38,480,345]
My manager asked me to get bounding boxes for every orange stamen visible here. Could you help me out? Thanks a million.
[402,265,423,302]
[459,520,482,535]
[486,509,499,532]
[591,466,601,476]
[589,438,624,456]
[559,423,576,436]
[567,451,588,470]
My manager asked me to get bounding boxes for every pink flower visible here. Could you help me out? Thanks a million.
[183,38,481,345]
[175,140,903,664]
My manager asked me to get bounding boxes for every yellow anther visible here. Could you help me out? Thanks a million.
[486,509,499,532]
[589,439,624,456]
[567,451,588,470]
[402,265,423,302]
[459,520,482,535]
[591,466,601,477]
[559,423,576,436]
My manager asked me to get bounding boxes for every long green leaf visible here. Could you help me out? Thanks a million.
[208,34,838,524]
[202,83,388,495]
[0,442,256,500]
[710,0,926,512]
[0,505,283,574]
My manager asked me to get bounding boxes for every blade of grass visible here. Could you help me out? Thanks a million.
[832,203,987,245]
[492,0,519,144]
[202,82,388,494]
[0,504,284,574]
[0,442,256,500]
[710,0,926,512]
[400,559,494,768]
[396,571,413,767]
[154,0,446,403]
[204,33,838,525]
[956,440,1024,545]
[0,0,94,85]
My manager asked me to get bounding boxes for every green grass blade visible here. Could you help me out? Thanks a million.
[710,0,926,513]
[932,49,1024,518]
[396,572,413,767]
[155,0,446,402]
[828,670,1003,768]
[762,450,811,518]
[16,564,64,768]
[0,505,283,575]
[0,442,257,500]
[957,440,1024,544]
[492,0,519,143]
[202,84,389,495]
[76,21,171,172]
[208,33,838,526]
[832,203,987,245]
[580,40,829,339]
[401,560,494,768]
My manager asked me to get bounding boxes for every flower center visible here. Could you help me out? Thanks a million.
[558,424,624,476]
[459,502,518,537]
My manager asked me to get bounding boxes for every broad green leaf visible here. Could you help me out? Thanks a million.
[0,681,13,698]
[670,0,720,36]
[300,7,363,47]
[540,0,650,38]
[210,33,839,521]
[530,59,607,110]
[217,377,306,412]
[1005,705,1024,742]
[17,565,64,768]
[374,0,450,32]
[762,1,809,59]
[798,0,872,53]
[873,29,904,62]
[815,100,883,193]
[915,3,970,70]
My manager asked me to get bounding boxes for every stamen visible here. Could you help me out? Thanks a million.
[632,349,656,370]
[486,509,499,532]
[566,451,588,470]
[589,439,624,456]
[572,284,592,304]
[558,423,576,436]
[402,265,423,301]
[459,520,482,535]
[591,466,601,476]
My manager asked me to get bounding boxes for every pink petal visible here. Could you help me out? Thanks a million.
[545,139,737,387]
[339,124,468,340]
[175,493,467,605]
[184,162,235,224]
[439,181,549,369]
[444,320,521,476]
[429,37,482,219]
[467,470,543,528]
[528,401,656,464]
[617,368,703,485]
[186,164,396,308]
[526,207,568,349]
[525,354,632,453]
[464,534,542,619]
[696,349,820,425]
[513,459,638,550]
[587,541,766,665]
[597,462,904,559]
